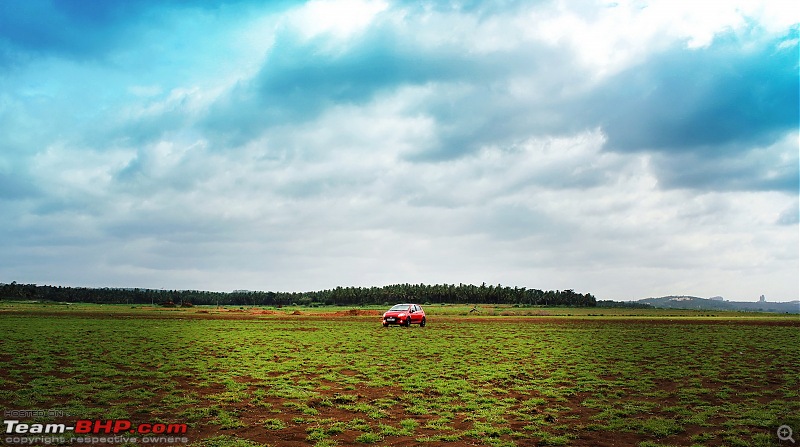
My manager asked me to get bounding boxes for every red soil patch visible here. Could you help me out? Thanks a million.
[323,309,382,317]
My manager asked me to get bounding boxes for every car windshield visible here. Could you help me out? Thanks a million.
[389,305,410,311]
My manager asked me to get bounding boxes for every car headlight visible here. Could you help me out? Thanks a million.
[398,313,406,318]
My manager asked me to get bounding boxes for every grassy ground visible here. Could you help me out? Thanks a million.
[0,303,798,447]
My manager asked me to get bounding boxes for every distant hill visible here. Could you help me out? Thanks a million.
[639,296,800,314]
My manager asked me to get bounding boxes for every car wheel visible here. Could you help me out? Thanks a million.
[420,317,426,327]
[404,318,411,327]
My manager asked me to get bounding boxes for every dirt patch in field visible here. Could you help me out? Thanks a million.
[323,309,382,317]
[6,307,798,327]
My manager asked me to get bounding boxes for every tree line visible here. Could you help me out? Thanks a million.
[0,281,597,307]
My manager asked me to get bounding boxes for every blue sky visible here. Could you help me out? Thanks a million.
[0,0,797,301]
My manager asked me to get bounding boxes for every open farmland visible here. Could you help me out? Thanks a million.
[0,304,798,447]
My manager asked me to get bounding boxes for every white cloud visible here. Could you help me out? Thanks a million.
[288,0,389,40]
[532,0,800,78]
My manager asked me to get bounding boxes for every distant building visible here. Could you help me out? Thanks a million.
[759,294,766,303]
[709,296,724,301]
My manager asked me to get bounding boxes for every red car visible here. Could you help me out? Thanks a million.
[382,303,426,327]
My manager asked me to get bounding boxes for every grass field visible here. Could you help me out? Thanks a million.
[0,303,798,446]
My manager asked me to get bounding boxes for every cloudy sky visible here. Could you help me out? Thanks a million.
[1,0,798,301]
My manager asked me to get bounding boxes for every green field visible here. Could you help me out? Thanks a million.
[0,304,798,447]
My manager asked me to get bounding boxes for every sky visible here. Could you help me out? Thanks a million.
[0,0,798,302]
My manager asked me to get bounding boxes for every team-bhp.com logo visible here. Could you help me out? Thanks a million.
[4,419,188,437]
